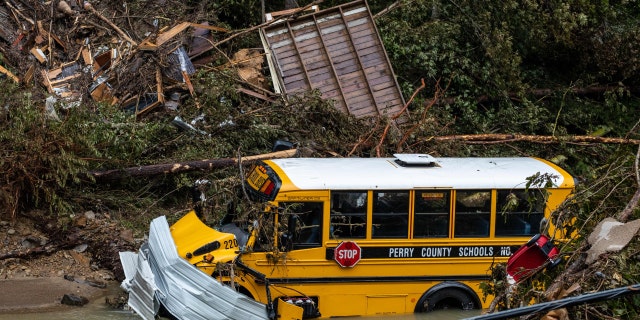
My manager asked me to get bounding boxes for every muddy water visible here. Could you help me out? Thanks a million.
[0,309,480,320]
[0,305,481,320]
[0,283,482,320]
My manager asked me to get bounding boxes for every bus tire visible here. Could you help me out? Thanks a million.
[415,282,480,312]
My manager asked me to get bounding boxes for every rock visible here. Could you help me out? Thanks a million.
[74,215,87,227]
[61,293,89,306]
[120,228,134,243]
[7,229,15,235]
[21,238,37,249]
[84,211,96,220]
[74,243,88,253]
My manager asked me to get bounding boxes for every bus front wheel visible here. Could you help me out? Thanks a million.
[415,282,480,312]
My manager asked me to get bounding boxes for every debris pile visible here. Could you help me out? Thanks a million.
[0,0,270,116]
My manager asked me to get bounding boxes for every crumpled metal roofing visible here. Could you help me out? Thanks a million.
[120,215,268,320]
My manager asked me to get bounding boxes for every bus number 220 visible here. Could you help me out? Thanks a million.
[224,239,238,249]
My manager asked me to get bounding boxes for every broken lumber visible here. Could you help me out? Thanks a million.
[0,64,19,83]
[83,2,138,46]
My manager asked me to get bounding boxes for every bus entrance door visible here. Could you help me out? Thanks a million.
[507,234,560,283]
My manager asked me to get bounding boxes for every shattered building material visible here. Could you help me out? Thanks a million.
[586,217,640,265]
[232,48,269,89]
[30,46,47,63]
[163,46,196,82]
[41,62,83,98]
[264,5,320,22]
[122,93,162,115]
[260,0,408,124]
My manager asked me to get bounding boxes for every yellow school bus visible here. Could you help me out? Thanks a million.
[171,154,575,318]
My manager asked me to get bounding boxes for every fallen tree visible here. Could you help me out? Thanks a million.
[88,148,299,181]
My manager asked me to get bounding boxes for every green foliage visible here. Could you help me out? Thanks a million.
[0,88,88,219]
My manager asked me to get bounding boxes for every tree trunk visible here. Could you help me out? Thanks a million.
[89,149,298,181]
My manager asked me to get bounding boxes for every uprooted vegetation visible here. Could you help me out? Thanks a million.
[2,0,640,318]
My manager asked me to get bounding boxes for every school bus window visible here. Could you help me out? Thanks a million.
[330,191,367,239]
[372,191,409,238]
[495,190,545,237]
[414,191,450,238]
[454,190,491,237]
[279,202,324,249]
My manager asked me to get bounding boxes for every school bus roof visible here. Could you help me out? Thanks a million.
[262,156,574,191]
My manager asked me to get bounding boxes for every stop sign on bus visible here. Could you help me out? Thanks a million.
[334,241,361,267]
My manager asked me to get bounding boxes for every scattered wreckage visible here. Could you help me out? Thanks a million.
[1,0,408,130]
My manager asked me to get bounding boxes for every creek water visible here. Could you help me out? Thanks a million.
[0,308,481,320]
[0,281,483,320]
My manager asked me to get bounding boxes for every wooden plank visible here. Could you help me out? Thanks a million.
[326,45,356,59]
[300,53,331,67]
[345,91,374,105]
[321,87,342,99]
[283,72,308,84]
[278,51,305,66]
[308,68,337,84]
[360,52,384,68]
[285,78,311,91]
[298,48,328,62]
[305,59,331,72]
[323,32,351,47]
[156,22,190,46]
[281,67,304,78]
[371,78,399,92]
[30,47,47,64]
[324,42,354,57]
[334,61,361,75]
[349,99,378,113]
[372,84,401,96]
[352,33,378,47]
[273,45,298,59]
[0,65,19,83]
[330,49,358,64]
[295,40,323,53]
[314,77,341,90]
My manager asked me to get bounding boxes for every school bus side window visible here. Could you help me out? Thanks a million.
[414,191,450,238]
[330,191,367,239]
[372,191,409,238]
[454,190,491,237]
[495,190,544,237]
[280,202,323,249]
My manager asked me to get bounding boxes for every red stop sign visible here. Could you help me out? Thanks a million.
[334,241,361,267]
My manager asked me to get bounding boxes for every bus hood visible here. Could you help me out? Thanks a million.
[169,210,241,275]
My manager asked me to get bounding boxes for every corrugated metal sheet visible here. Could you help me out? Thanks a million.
[119,215,269,320]
[261,0,408,124]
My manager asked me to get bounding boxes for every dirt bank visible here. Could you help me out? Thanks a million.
[0,212,136,313]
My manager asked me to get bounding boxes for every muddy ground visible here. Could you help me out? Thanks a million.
[0,211,135,313]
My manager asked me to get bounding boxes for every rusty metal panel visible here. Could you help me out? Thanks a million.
[261,0,408,124]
